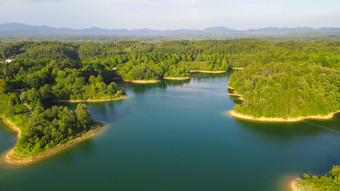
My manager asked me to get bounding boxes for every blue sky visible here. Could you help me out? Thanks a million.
[0,0,339,30]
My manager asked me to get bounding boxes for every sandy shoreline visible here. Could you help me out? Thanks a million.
[163,76,191,80]
[52,95,128,103]
[1,117,105,165]
[124,80,161,84]
[289,178,314,191]
[232,67,244,70]
[229,110,340,122]
[0,117,21,138]
[189,70,226,73]
[290,179,300,191]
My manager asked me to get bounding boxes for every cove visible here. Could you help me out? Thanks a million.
[1,73,340,191]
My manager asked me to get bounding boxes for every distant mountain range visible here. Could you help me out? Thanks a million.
[1,23,340,36]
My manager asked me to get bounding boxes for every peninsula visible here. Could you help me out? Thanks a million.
[290,166,340,191]
[228,61,339,122]
[1,82,126,165]
[3,118,104,165]
[0,102,105,165]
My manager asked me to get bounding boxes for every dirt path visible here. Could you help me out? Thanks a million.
[18,90,32,117]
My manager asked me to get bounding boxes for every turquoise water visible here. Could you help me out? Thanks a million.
[1,73,340,191]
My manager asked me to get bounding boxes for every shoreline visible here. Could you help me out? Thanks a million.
[290,179,300,191]
[227,86,340,122]
[290,178,313,191]
[163,76,191,80]
[289,179,300,191]
[232,67,244,70]
[189,70,226,73]
[228,86,245,101]
[1,117,105,165]
[229,110,340,122]
[0,117,22,138]
[52,95,128,103]
[124,79,161,84]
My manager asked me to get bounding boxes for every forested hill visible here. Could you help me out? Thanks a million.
[2,23,339,36]
[1,40,339,83]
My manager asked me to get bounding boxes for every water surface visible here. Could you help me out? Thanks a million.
[1,73,339,191]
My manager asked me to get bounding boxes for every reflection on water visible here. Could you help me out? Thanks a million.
[307,113,340,131]
[117,78,191,95]
[236,119,322,139]
[228,93,340,139]
[190,72,231,79]
[117,72,231,95]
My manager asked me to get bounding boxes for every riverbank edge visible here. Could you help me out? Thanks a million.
[1,117,105,165]
[290,179,301,191]
[52,95,128,103]
[229,110,340,122]
[163,76,191,80]
[123,79,161,84]
[189,70,226,73]
[228,86,245,101]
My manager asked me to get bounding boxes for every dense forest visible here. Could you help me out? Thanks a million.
[16,104,94,154]
[229,61,339,117]
[0,39,339,155]
[299,166,340,190]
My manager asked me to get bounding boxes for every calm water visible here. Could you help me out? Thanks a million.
[1,73,340,191]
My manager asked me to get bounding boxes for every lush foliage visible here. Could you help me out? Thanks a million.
[0,41,128,154]
[229,61,339,117]
[16,104,93,154]
[226,40,340,118]
[0,39,339,155]
[299,166,340,191]
[0,92,29,128]
[0,89,94,154]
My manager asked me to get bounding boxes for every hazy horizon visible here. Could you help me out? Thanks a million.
[2,22,340,31]
[0,0,339,30]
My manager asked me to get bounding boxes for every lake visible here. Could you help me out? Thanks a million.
[1,73,340,191]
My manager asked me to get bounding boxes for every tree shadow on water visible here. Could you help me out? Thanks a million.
[190,71,231,79]
[116,79,191,95]
[235,119,323,140]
